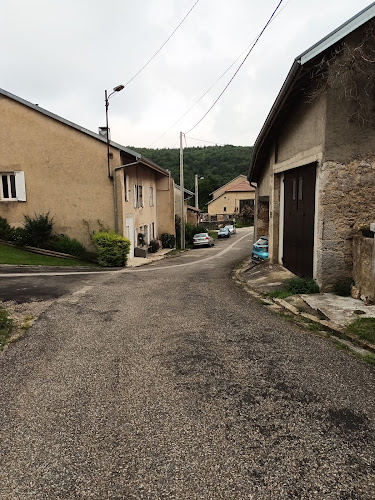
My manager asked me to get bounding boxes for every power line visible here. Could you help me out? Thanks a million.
[185,0,284,134]
[185,136,227,146]
[149,0,292,147]
[123,0,201,90]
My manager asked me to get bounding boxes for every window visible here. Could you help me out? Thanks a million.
[298,177,303,200]
[138,185,143,207]
[1,171,26,201]
[149,186,154,206]
[133,185,137,208]
[223,206,227,212]
[151,222,155,239]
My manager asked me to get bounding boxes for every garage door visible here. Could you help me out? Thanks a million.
[283,163,316,278]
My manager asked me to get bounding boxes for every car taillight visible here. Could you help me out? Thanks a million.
[206,237,209,240]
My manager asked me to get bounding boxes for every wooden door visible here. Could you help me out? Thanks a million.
[283,164,316,278]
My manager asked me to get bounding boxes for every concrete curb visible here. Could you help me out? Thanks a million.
[233,261,375,357]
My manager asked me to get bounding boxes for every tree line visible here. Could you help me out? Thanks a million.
[130,144,253,209]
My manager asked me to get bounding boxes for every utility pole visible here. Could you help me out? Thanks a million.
[195,174,199,210]
[180,131,185,249]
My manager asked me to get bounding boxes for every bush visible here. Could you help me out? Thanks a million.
[161,233,176,249]
[51,235,88,259]
[333,277,354,296]
[23,213,54,247]
[185,224,208,245]
[9,227,28,246]
[92,232,131,267]
[284,277,320,295]
[209,230,218,240]
[149,239,160,253]
[0,217,12,240]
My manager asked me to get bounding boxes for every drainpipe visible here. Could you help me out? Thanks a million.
[113,161,140,233]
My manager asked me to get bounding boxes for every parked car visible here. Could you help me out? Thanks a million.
[218,227,231,238]
[252,236,269,261]
[193,233,215,247]
[224,224,236,235]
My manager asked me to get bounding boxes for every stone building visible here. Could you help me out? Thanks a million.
[248,4,375,290]
[0,88,175,259]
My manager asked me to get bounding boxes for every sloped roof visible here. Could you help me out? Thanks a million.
[248,2,375,183]
[226,180,255,192]
[0,87,169,176]
[209,174,247,196]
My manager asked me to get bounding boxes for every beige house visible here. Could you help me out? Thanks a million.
[207,175,255,216]
[0,88,175,259]
[174,184,194,222]
[248,4,375,290]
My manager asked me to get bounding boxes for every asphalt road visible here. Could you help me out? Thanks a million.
[0,227,374,499]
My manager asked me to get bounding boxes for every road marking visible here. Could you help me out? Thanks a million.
[0,229,253,277]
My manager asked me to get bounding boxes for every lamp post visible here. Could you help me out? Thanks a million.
[105,84,124,177]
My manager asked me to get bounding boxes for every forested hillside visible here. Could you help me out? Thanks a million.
[131,145,253,209]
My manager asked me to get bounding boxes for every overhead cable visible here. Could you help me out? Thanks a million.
[149,0,291,147]
[185,0,284,134]
[123,0,201,90]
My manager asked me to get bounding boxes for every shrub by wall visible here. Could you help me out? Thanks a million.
[92,232,131,267]
[161,233,176,249]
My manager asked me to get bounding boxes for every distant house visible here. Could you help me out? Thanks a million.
[174,184,194,222]
[0,88,175,259]
[248,4,375,289]
[207,175,255,218]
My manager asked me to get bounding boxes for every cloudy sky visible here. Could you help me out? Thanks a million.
[1,0,372,149]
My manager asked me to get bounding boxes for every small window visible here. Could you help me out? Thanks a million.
[223,207,227,212]
[1,173,16,200]
[298,177,303,200]
[151,222,155,239]
[133,185,137,208]
[1,172,26,201]
[123,172,129,202]
[139,185,143,208]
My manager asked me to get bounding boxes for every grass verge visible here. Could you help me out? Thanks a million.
[0,243,93,267]
[0,306,13,350]
[345,318,375,344]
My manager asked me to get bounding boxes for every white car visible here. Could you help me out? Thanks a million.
[193,233,215,248]
[224,224,236,235]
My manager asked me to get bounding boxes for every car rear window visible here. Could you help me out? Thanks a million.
[255,237,268,246]
[194,233,207,238]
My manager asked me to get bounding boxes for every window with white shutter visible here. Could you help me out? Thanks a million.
[1,171,26,201]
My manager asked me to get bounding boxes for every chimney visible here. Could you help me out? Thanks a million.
[98,127,111,140]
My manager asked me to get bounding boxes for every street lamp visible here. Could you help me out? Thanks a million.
[105,84,124,177]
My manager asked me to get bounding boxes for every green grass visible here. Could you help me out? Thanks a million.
[0,243,92,267]
[345,318,375,344]
[208,231,218,240]
[0,306,13,350]
[267,290,294,299]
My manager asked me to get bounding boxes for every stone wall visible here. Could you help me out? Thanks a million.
[352,235,375,304]
[315,156,375,290]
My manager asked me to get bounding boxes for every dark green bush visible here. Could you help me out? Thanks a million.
[0,217,12,240]
[333,277,354,296]
[51,235,88,258]
[92,232,131,267]
[149,239,160,253]
[284,277,320,295]
[161,233,176,249]
[185,224,208,245]
[9,227,28,246]
[23,213,54,247]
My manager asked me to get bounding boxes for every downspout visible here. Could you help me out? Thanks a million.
[113,161,140,233]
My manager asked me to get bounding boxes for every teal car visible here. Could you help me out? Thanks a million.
[252,236,269,262]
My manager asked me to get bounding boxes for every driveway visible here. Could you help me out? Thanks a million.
[0,227,374,499]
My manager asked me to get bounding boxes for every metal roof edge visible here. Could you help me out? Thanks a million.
[298,2,375,65]
[174,183,194,196]
[0,87,142,159]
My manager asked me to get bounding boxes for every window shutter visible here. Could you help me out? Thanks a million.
[15,171,26,201]
[142,184,145,207]
[126,175,130,202]
[134,185,137,208]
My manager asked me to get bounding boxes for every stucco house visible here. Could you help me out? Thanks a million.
[248,3,375,290]
[207,175,255,217]
[0,88,175,259]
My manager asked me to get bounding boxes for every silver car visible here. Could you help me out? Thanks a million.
[224,224,236,235]
[193,232,214,248]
